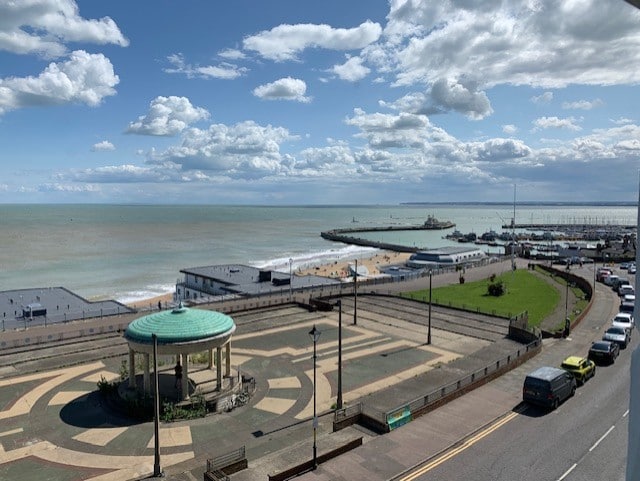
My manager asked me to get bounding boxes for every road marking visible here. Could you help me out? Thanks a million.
[589,425,615,452]
[398,410,521,481]
[557,463,577,481]
[624,409,629,417]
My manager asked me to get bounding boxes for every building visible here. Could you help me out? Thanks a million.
[406,246,486,269]
[176,264,341,301]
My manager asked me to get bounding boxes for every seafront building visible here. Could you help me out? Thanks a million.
[176,264,340,301]
[406,246,486,269]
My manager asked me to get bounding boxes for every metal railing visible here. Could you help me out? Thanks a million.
[206,446,246,474]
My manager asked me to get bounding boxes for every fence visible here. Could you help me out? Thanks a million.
[205,446,247,480]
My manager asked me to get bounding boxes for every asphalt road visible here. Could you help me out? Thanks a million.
[398,325,636,481]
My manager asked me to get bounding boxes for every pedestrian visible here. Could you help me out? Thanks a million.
[174,361,182,389]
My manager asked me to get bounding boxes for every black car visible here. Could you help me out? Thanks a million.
[588,340,620,365]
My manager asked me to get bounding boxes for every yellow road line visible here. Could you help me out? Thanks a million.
[399,410,521,481]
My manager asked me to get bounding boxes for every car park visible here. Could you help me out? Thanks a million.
[603,326,631,348]
[560,356,596,385]
[612,312,634,332]
[588,340,620,364]
[523,366,577,409]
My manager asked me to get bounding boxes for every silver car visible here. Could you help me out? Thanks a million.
[603,326,630,349]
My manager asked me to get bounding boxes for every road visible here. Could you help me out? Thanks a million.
[397,266,634,481]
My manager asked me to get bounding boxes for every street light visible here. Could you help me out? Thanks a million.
[336,300,343,410]
[308,325,321,470]
[428,270,433,345]
[289,258,293,300]
[353,259,358,326]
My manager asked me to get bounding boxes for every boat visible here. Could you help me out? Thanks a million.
[423,215,456,230]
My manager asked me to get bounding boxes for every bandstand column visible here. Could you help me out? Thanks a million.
[216,347,222,390]
[143,353,150,395]
[225,342,231,377]
[208,348,214,370]
[181,353,189,400]
[128,348,136,388]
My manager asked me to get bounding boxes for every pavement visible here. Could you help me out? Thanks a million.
[0,260,620,481]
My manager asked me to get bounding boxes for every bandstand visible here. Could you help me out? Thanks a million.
[124,303,236,401]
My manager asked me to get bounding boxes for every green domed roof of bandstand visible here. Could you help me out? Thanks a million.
[124,304,236,345]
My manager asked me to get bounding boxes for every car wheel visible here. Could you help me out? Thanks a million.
[591,367,596,378]
[553,398,559,409]
[571,386,576,397]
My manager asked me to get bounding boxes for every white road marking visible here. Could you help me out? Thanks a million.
[589,425,615,452]
[557,463,577,481]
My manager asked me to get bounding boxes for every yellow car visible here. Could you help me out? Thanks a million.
[561,356,596,385]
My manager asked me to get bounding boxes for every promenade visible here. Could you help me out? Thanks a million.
[0,260,618,481]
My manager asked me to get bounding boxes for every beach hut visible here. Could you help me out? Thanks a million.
[124,303,236,401]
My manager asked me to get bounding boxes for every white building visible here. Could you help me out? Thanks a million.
[406,246,486,269]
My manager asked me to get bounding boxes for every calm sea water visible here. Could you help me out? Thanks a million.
[0,204,635,303]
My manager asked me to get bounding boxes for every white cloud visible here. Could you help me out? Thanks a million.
[91,140,115,151]
[253,77,311,103]
[562,99,604,110]
[0,0,128,58]
[611,117,634,125]
[331,56,370,82]
[218,48,246,60]
[164,53,248,80]
[126,96,210,136]
[531,92,554,104]
[149,120,295,178]
[0,50,119,115]
[532,116,582,131]
[429,78,492,119]
[243,20,382,61]
[502,124,517,134]
[368,1,640,90]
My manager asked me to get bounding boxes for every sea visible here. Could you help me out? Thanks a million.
[0,204,636,304]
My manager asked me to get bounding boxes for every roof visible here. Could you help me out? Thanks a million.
[124,304,236,345]
[414,246,485,255]
[561,356,584,367]
[525,366,566,381]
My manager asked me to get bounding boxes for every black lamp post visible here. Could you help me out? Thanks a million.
[308,325,321,469]
[152,334,162,477]
[353,259,358,325]
[336,300,343,410]
[428,270,433,345]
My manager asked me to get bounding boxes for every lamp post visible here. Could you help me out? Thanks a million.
[289,258,293,300]
[353,259,358,325]
[428,270,433,345]
[152,334,162,477]
[336,300,343,410]
[308,325,321,470]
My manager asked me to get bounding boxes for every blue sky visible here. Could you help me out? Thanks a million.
[1,0,640,204]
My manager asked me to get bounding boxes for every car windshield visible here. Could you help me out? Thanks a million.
[606,327,625,335]
[591,342,609,351]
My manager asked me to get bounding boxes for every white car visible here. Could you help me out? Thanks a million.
[603,326,631,349]
[612,312,634,332]
[618,284,635,297]
[623,294,636,304]
[629,264,637,274]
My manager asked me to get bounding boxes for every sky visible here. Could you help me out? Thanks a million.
[1,0,640,205]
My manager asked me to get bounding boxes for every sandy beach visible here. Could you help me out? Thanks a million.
[127,250,412,309]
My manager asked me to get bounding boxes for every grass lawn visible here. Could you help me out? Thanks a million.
[402,269,559,328]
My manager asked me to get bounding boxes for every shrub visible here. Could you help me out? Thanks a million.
[487,280,505,297]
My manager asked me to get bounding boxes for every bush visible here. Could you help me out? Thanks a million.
[487,280,505,297]
[97,375,118,395]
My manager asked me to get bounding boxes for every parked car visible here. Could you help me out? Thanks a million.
[612,312,634,332]
[604,274,620,287]
[612,277,630,291]
[623,294,636,304]
[597,268,613,282]
[523,366,577,409]
[560,356,596,385]
[629,264,637,274]
[618,284,635,297]
[588,340,620,364]
[619,301,635,316]
[603,326,631,348]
